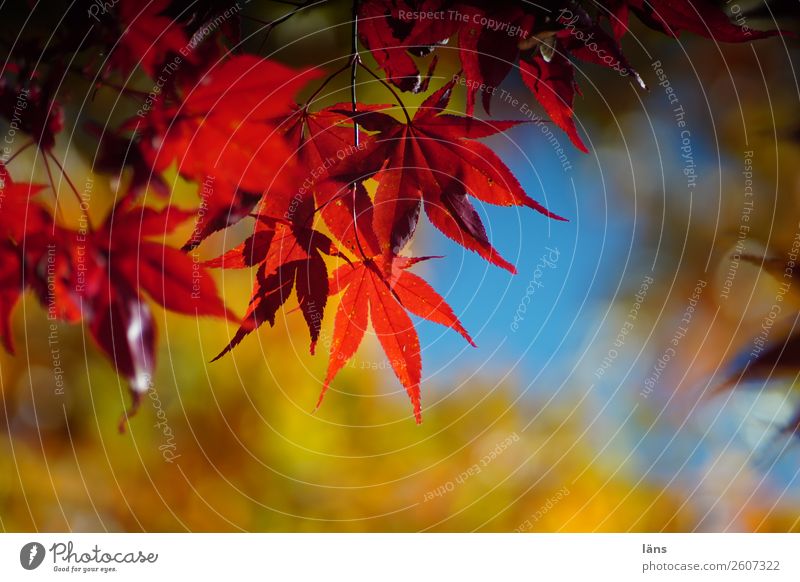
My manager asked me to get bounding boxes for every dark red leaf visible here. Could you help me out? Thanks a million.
[109,0,189,77]
[627,0,783,42]
[519,52,587,153]
[358,0,460,93]
[209,198,341,357]
[330,80,563,271]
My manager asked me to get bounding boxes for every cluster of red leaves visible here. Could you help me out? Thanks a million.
[360,0,780,150]
[0,163,234,427]
[0,0,782,425]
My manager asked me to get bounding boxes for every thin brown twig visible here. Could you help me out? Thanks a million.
[251,0,321,54]
[41,152,64,222]
[68,66,148,100]
[2,141,34,165]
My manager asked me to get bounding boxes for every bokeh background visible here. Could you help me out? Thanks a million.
[1,1,800,531]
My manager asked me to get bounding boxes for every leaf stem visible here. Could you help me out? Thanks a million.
[349,0,369,262]
[252,0,321,53]
[302,62,350,111]
[351,8,360,148]
[358,62,412,125]
[41,152,64,223]
[48,152,93,230]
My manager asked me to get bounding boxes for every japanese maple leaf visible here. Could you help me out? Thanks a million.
[93,203,235,320]
[208,193,342,358]
[519,50,586,153]
[0,164,48,241]
[320,253,474,423]
[517,6,644,153]
[137,55,320,200]
[603,0,633,40]
[0,241,22,354]
[282,104,387,181]
[108,0,189,77]
[0,165,49,352]
[0,77,64,151]
[282,104,387,255]
[457,5,535,115]
[204,102,387,355]
[23,225,86,326]
[364,3,580,146]
[181,100,384,251]
[331,80,564,272]
[43,202,237,422]
[358,0,460,92]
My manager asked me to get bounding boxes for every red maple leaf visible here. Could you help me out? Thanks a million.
[135,56,321,249]
[358,0,459,92]
[356,1,780,153]
[138,55,319,190]
[320,253,474,423]
[519,51,585,152]
[330,79,564,272]
[0,241,22,354]
[34,202,236,424]
[0,76,64,152]
[108,0,189,77]
[92,203,235,320]
[207,192,343,358]
[0,164,48,240]
[182,184,263,251]
[0,165,49,353]
[517,7,643,152]
[457,5,535,115]
[280,104,390,255]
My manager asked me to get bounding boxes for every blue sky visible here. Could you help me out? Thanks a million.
[406,82,800,501]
